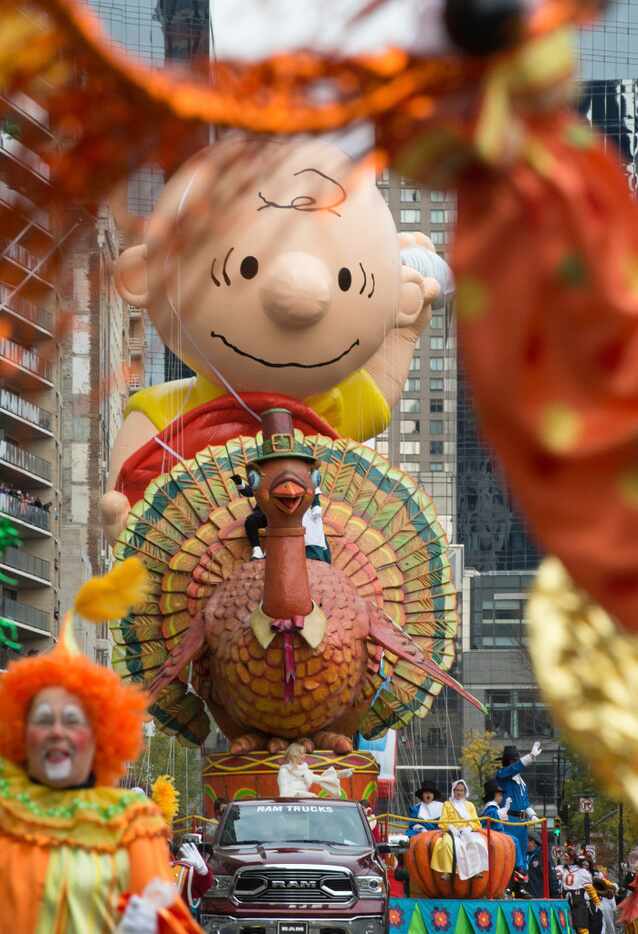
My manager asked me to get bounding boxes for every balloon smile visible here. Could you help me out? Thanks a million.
[210,331,359,368]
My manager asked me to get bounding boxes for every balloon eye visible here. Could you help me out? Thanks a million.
[311,469,321,488]
[338,267,352,291]
[248,470,261,490]
[240,256,259,279]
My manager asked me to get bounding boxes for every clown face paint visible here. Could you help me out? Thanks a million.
[26,687,96,789]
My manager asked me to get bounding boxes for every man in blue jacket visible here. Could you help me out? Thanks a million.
[496,742,542,867]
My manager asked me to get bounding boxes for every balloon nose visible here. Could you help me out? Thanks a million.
[260,252,331,329]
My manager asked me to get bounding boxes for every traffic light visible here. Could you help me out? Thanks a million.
[553,817,562,839]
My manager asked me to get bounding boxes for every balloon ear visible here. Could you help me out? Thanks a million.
[397,264,440,328]
[114,244,150,307]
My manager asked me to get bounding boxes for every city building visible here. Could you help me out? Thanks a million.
[375,169,458,537]
[0,89,60,667]
[578,0,638,191]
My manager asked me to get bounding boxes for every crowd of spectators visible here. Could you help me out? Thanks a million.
[0,480,50,512]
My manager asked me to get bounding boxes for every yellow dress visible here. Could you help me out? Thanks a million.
[125,369,390,442]
[430,799,482,875]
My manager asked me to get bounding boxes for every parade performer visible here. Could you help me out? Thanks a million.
[407,781,443,837]
[430,779,489,881]
[562,851,595,934]
[232,472,267,561]
[173,838,214,923]
[302,473,331,564]
[277,743,352,798]
[0,559,203,933]
[481,779,526,880]
[496,742,542,860]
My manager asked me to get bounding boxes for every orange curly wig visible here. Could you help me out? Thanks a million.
[0,647,148,786]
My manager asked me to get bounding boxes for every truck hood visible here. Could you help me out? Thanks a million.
[210,843,380,875]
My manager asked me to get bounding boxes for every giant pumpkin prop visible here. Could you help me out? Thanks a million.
[406,828,515,899]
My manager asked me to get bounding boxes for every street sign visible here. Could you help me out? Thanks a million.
[579,797,594,813]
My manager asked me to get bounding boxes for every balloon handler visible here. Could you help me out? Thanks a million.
[496,742,543,867]
[232,471,267,560]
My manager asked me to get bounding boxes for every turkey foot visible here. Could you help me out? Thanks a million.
[268,737,315,754]
[148,614,205,699]
[312,731,353,754]
[230,733,268,753]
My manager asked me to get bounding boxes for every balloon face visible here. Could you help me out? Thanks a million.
[121,139,402,399]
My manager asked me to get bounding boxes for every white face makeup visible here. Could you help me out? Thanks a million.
[25,687,96,789]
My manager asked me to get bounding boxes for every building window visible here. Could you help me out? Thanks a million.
[410,356,421,371]
[430,462,444,472]
[430,441,444,455]
[401,187,421,202]
[400,440,420,455]
[430,190,449,202]
[400,398,420,414]
[377,168,390,183]
[400,208,421,224]
[430,315,444,330]
[405,377,421,393]
[430,209,445,224]
[430,399,444,413]
[430,378,444,391]
[430,357,444,371]
[401,419,420,434]
[400,462,419,474]
[486,690,554,739]
[430,420,444,434]
[375,440,389,455]
[430,336,444,350]
[431,230,449,246]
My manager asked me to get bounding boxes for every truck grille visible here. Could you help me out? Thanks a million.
[233,868,355,905]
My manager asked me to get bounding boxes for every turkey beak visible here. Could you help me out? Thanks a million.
[270,477,307,515]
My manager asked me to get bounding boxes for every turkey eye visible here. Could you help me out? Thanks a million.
[240,255,259,279]
[338,267,352,291]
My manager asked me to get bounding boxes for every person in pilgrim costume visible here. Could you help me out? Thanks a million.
[277,743,352,798]
[496,742,542,863]
[302,470,331,564]
[430,779,489,881]
[407,781,444,837]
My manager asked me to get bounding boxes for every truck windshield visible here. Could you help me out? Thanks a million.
[219,803,370,847]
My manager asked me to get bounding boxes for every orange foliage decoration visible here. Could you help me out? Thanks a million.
[8,0,638,641]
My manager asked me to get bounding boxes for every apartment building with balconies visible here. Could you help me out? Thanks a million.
[0,89,60,667]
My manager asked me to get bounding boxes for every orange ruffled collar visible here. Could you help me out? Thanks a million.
[0,757,168,852]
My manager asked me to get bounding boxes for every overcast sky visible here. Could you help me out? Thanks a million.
[211,0,451,60]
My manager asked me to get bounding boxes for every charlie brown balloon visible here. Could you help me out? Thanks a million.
[101,137,449,541]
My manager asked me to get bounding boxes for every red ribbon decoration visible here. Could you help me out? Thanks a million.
[271,616,305,702]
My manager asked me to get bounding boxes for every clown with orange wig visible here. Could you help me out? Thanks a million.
[0,559,204,933]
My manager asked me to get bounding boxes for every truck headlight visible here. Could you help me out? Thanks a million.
[208,875,234,898]
[357,875,386,898]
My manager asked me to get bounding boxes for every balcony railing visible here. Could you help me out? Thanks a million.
[129,338,144,355]
[1,596,49,632]
[0,283,53,332]
[2,546,50,581]
[0,182,51,233]
[0,491,50,530]
[0,388,52,432]
[0,336,52,381]
[0,440,52,481]
[0,134,50,181]
[1,238,49,276]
